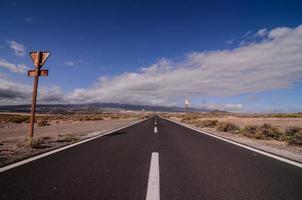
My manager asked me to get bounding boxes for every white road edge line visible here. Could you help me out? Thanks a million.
[163,117,302,169]
[0,119,146,173]
[154,127,158,133]
[146,152,160,200]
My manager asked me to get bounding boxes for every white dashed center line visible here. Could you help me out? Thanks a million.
[146,152,160,200]
[154,127,158,133]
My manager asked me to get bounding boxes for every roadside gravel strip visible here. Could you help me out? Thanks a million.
[164,117,302,168]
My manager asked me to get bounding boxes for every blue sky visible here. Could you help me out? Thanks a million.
[0,0,302,112]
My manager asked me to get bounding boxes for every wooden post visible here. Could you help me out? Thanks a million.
[28,52,41,145]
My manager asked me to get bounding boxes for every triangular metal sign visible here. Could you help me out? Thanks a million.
[30,51,50,68]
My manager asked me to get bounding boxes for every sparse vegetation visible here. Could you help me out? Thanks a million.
[57,134,79,143]
[269,113,302,118]
[196,120,218,128]
[31,137,51,149]
[37,120,50,127]
[176,114,302,146]
[0,112,142,126]
[83,115,104,121]
[284,127,302,145]
[242,125,262,139]
[180,114,201,124]
[217,122,240,133]
[0,114,30,124]
[242,124,281,140]
[110,116,120,120]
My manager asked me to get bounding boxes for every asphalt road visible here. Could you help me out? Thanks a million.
[0,116,302,200]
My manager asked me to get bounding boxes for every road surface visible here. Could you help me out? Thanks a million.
[0,116,302,200]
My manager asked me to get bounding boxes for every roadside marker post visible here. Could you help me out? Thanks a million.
[28,51,50,145]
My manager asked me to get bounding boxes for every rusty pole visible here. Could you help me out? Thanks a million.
[28,52,41,145]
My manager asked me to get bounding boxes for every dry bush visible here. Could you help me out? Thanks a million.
[8,116,30,123]
[57,134,79,143]
[37,120,50,127]
[242,124,281,140]
[181,117,197,124]
[261,123,282,139]
[181,114,201,124]
[269,113,302,118]
[196,120,218,128]
[79,115,104,121]
[90,116,104,121]
[110,116,120,120]
[284,127,302,145]
[31,137,52,149]
[217,122,240,133]
[243,125,262,139]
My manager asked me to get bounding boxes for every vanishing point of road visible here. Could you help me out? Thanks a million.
[0,116,301,200]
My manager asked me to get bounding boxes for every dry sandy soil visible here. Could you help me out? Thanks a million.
[202,116,302,130]
[170,116,302,163]
[0,118,140,167]
[0,118,138,140]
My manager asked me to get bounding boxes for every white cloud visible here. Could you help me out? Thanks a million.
[66,24,302,106]
[243,30,252,38]
[255,28,268,37]
[225,39,234,44]
[0,58,29,73]
[39,86,65,103]
[7,40,26,56]
[64,61,75,66]
[239,40,247,46]
[268,27,292,39]
[200,103,243,112]
[0,74,66,105]
[1,25,302,109]
[0,74,31,101]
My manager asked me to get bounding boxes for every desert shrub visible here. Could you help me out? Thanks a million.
[110,116,120,120]
[80,115,104,121]
[217,122,240,133]
[242,125,262,139]
[30,137,51,149]
[37,120,50,127]
[196,120,218,128]
[260,123,281,139]
[270,113,302,118]
[181,115,200,124]
[242,124,281,140]
[90,116,104,121]
[284,127,302,145]
[57,134,79,143]
[9,116,30,123]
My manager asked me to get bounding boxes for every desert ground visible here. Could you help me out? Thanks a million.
[0,112,146,167]
[1,111,302,167]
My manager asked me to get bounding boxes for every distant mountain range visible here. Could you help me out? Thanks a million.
[0,103,212,114]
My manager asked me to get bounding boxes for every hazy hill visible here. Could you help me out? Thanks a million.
[0,103,210,114]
